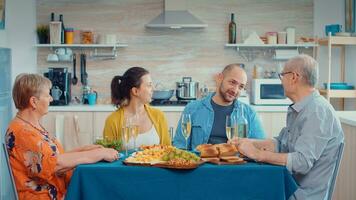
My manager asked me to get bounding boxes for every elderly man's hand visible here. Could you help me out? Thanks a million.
[237,139,261,161]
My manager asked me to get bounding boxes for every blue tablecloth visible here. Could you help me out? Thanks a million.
[65,160,297,200]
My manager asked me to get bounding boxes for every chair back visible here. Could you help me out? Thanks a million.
[327,142,345,200]
[2,142,19,200]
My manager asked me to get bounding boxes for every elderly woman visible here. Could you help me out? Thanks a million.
[5,74,118,200]
[103,67,171,148]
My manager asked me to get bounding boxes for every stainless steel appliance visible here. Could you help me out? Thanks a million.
[150,100,188,106]
[251,79,292,105]
[176,77,199,100]
[44,67,71,106]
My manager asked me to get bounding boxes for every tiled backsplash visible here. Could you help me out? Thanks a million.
[36,0,313,101]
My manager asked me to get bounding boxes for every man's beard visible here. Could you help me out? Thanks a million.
[219,86,237,103]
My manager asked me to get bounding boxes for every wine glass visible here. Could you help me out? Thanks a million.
[226,115,238,142]
[121,126,130,157]
[181,113,191,150]
[130,114,139,151]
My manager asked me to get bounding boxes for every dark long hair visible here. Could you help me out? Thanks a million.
[111,67,149,107]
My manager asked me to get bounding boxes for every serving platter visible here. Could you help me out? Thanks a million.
[123,160,205,170]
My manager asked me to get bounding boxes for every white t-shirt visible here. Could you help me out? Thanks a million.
[126,125,159,150]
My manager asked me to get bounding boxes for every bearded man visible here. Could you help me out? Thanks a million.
[173,64,265,150]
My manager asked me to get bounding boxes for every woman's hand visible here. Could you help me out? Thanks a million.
[96,148,120,162]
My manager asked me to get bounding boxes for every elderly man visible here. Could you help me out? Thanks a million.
[173,63,265,150]
[233,55,344,200]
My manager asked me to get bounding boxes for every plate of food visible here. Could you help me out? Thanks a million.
[123,145,203,169]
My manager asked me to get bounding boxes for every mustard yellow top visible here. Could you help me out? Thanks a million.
[103,104,171,145]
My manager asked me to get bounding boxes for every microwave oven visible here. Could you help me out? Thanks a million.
[251,79,292,105]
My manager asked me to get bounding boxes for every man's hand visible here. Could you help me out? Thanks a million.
[237,139,262,161]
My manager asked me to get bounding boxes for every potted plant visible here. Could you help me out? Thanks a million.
[36,24,49,44]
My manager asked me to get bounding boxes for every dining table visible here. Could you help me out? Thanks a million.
[65,157,298,200]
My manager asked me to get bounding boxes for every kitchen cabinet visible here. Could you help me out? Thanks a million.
[164,111,182,137]
[259,112,286,138]
[41,111,94,151]
[42,109,286,148]
[93,112,111,140]
[317,35,356,110]
[332,123,356,200]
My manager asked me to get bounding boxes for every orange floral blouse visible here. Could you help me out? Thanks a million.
[5,120,72,200]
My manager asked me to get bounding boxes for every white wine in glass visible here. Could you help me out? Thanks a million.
[122,126,131,156]
[226,126,232,140]
[131,125,139,150]
[181,114,192,150]
[226,115,238,141]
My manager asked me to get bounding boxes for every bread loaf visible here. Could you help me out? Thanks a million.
[216,143,238,157]
[198,146,219,158]
[196,144,213,152]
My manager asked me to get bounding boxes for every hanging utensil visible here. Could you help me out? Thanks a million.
[71,54,78,85]
[83,54,88,85]
[80,54,87,85]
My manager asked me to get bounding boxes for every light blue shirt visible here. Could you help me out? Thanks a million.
[173,93,266,150]
[274,91,344,200]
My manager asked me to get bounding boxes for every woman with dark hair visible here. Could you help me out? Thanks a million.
[103,67,171,148]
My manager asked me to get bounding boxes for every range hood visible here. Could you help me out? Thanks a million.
[145,0,207,29]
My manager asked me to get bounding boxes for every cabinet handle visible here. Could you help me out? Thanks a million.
[55,115,65,143]
[169,127,174,141]
[73,115,80,133]
[73,115,80,145]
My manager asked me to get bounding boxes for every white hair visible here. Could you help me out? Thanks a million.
[286,54,318,87]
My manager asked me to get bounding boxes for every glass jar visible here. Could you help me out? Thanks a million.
[65,28,74,44]
[266,32,277,44]
[81,30,93,44]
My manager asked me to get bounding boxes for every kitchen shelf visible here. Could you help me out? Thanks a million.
[35,43,128,48]
[225,43,317,48]
[225,43,317,61]
[316,35,356,109]
[318,36,356,46]
[319,89,356,98]
[36,43,128,61]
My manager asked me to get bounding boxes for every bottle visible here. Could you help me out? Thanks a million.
[237,106,248,138]
[50,13,55,22]
[59,14,65,44]
[228,13,237,44]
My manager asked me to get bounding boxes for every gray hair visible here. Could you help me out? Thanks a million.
[286,54,319,87]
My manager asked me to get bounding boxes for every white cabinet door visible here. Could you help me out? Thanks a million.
[271,112,286,137]
[93,112,111,141]
[258,113,272,138]
[333,123,356,200]
[164,111,182,137]
[258,112,286,139]
[41,112,94,151]
[41,112,58,137]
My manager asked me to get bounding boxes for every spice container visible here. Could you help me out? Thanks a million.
[65,28,74,44]
[277,31,287,44]
[286,27,296,44]
[81,30,94,44]
[266,32,277,44]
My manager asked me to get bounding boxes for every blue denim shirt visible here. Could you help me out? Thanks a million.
[173,93,266,150]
